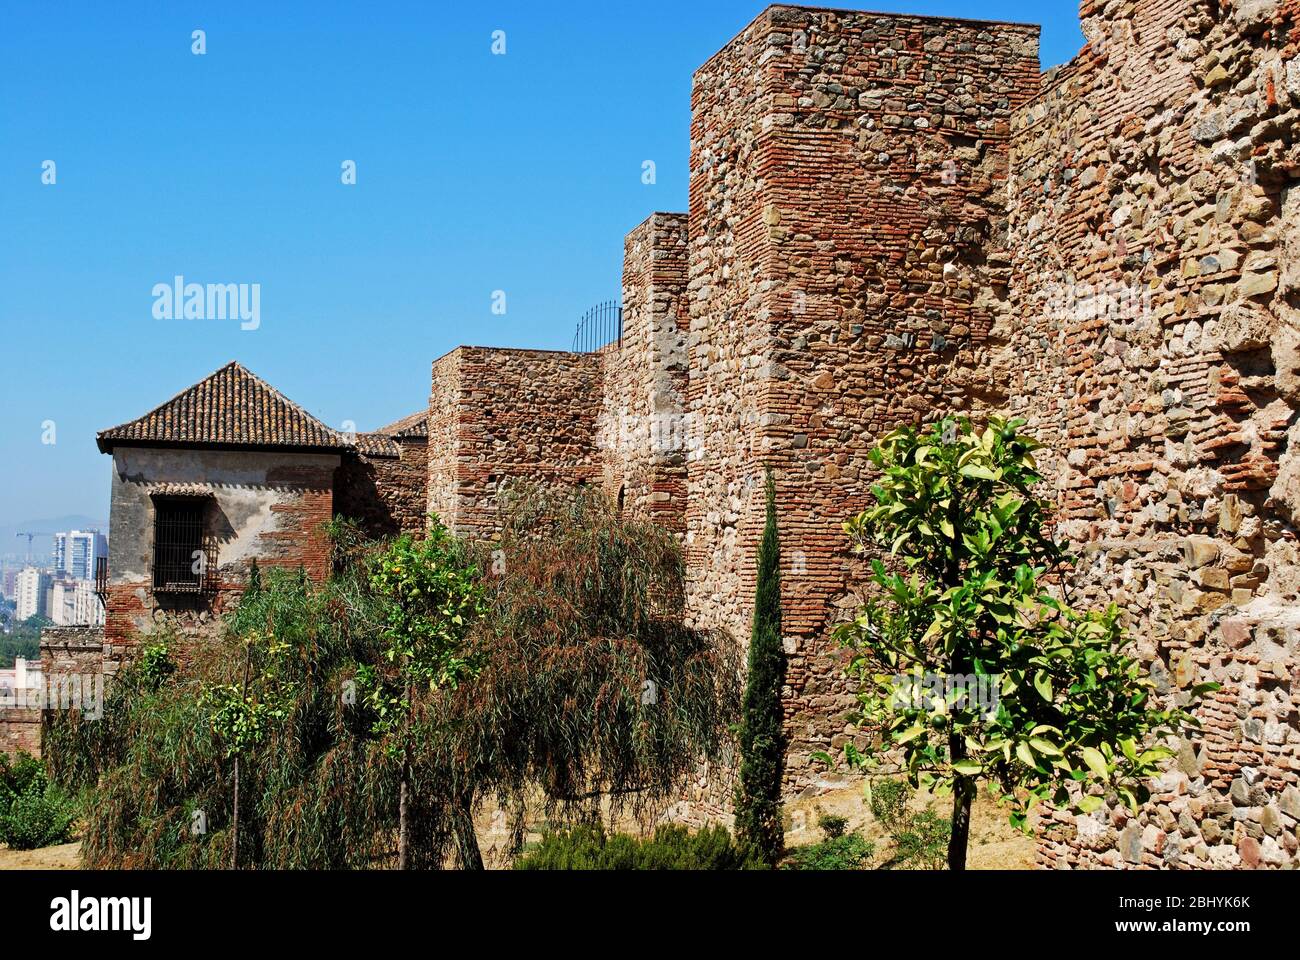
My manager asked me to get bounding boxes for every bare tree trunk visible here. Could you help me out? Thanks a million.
[947,748,974,871]
[398,756,410,870]
[454,791,484,870]
[231,652,251,870]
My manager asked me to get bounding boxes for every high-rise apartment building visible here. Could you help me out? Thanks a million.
[52,530,107,581]
[14,567,52,622]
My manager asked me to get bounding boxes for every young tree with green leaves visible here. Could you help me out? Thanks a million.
[734,468,786,866]
[827,416,1213,870]
[362,522,486,870]
[205,570,298,869]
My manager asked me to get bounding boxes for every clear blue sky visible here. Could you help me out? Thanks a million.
[0,0,1084,527]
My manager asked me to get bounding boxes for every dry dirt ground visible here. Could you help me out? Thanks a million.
[473,779,1038,869]
[782,780,1038,869]
[0,783,1037,870]
[0,841,81,870]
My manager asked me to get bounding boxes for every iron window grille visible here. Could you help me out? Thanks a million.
[152,496,217,594]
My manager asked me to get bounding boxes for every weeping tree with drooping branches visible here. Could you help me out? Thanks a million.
[419,483,743,865]
[47,485,741,869]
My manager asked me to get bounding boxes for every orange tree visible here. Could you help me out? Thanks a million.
[824,416,1214,870]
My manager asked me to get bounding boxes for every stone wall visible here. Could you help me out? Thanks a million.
[0,627,106,758]
[335,437,430,539]
[428,347,604,539]
[686,4,1042,788]
[0,708,41,757]
[597,213,691,534]
[1002,0,1300,868]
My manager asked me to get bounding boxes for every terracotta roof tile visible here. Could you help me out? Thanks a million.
[97,362,348,453]
[354,433,401,458]
[375,409,429,439]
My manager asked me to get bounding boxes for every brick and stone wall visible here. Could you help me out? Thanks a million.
[1003,0,1300,868]
[336,436,430,539]
[0,707,41,757]
[597,213,691,534]
[0,627,106,758]
[686,4,1041,788]
[428,347,603,538]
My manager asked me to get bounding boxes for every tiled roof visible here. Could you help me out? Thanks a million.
[97,362,349,453]
[354,433,401,458]
[375,409,429,439]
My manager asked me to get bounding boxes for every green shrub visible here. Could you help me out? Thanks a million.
[0,751,46,798]
[816,812,848,839]
[868,777,951,870]
[0,782,76,850]
[515,823,761,870]
[786,833,875,871]
[867,778,909,833]
[0,753,76,850]
[893,809,950,871]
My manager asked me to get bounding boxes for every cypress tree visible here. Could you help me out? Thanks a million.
[734,468,786,865]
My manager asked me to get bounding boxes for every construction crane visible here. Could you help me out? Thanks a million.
[15,533,38,566]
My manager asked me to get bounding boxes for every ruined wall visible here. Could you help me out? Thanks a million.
[597,213,691,534]
[0,628,106,758]
[1003,0,1300,868]
[104,447,337,647]
[687,4,1041,788]
[428,347,603,539]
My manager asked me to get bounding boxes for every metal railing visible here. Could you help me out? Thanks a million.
[572,300,622,354]
[94,555,108,609]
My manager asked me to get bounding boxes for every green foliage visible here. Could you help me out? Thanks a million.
[735,468,786,866]
[514,823,760,870]
[867,777,950,870]
[48,566,403,869]
[363,524,486,751]
[892,809,950,871]
[203,633,297,760]
[0,616,45,668]
[438,485,741,842]
[0,752,76,850]
[867,777,910,834]
[138,637,177,691]
[0,751,45,797]
[45,490,740,869]
[831,416,1214,848]
[817,811,848,839]
[785,833,875,871]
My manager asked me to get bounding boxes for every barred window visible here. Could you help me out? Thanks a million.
[153,497,209,593]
